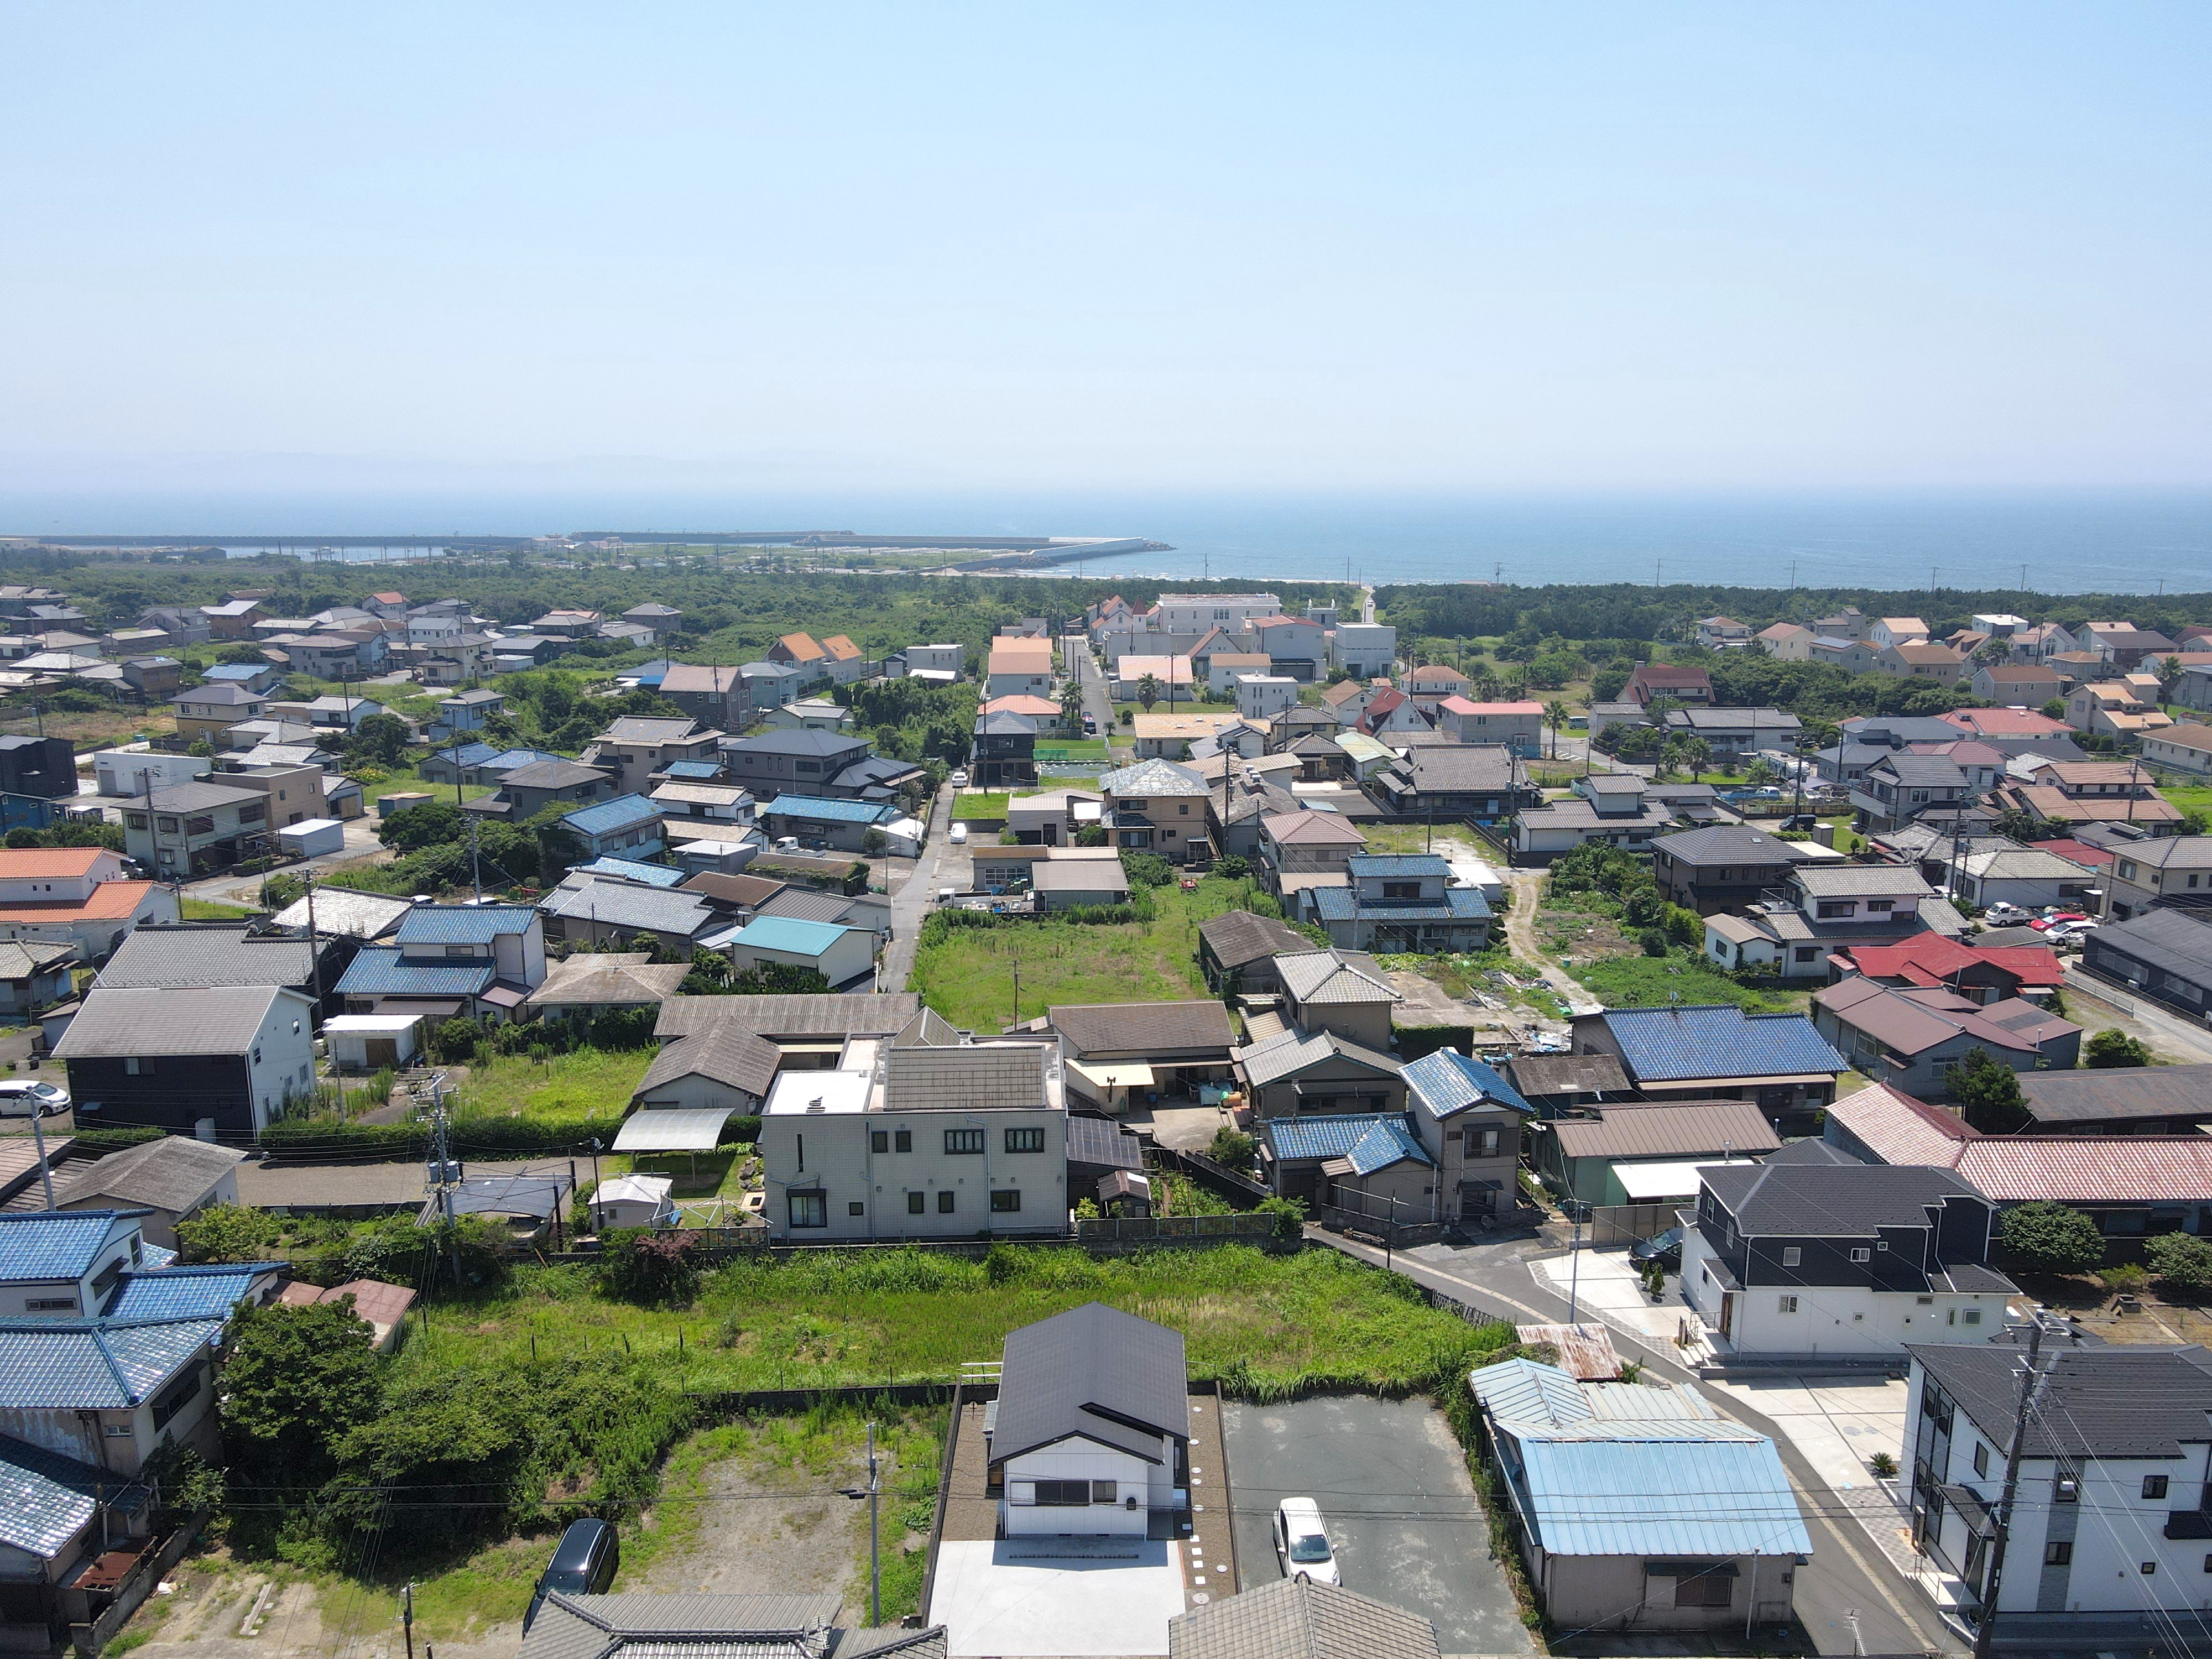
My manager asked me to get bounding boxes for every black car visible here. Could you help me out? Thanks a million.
[524,1519,619,1632]
[1630,1226,1682,1270]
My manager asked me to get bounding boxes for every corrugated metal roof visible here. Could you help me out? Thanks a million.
[1503,1431,1811,1559]
[575,857,687,889]
[394,904,539,945]
[1513,1323,1621,1381]
[336,948,496,997]
[1469,1357,1595,1427]
[1167,1577,1441,1659]
[1551,1101,1781,1161]
[732,916,851,957]
[612,1107,740,1153]
[1597,1005,1845,1083]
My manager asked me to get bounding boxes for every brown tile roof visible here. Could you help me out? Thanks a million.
[1550,1100,1781,1161]
[1047,1000,1237,1057]
[1198,909,1314,970]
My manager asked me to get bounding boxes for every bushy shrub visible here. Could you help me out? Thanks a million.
[1256,1196,1307,1240]
[2147,1232,2212,1293]
[1208,1128,1256,1169]
[1999,1201,2105,1274]
[602,1228,703,1306]
[176,1204,281,1264]
[2085,1029,2153,1068]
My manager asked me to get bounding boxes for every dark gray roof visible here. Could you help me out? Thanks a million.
[143,780,268,811]
[48,1137,244,1213]
[883,1044,1045,1112]
[1910,1343,2212,1458]
[54,985,300,1059]
[634,1022,783,1102]
[723,729,869,759]
[500,759,610,790]
[1867,754,1969,787]
[992,1302,1188,1466]
[1700,1161,1989,1238]
[1651,824,1795,867]
[1168,1577,1441,1659]
[1066,1115,1145,1172]
[1842,717,1968,743]
[2016,1063,2212,1124]
[653,994,920,1039]
[2088,907,2212,982]
[518,1592,846,1659]
[96,922,317,991]
[1504,1053,1630,1100]
[1048,1001,1236,1058]
[1760,1138,1861,1166]
[1198,909,1313,971]
[1396,744,1518,790]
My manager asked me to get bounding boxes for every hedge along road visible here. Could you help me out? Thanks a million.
[1306,1227,1964,1657]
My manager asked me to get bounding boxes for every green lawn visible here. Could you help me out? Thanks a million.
[910,875,1265,1029]
[950,791,1011,821]
[2162,784,2212,820]
[1569,950,1808,1013]
[356,763,494,807]
[453,1046,653,1127]
[1035,739,1110,760]
[180,895,257,918]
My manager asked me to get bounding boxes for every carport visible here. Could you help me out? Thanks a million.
[612,1103,739,1179]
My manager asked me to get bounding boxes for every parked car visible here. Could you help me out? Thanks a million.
[2031,911,2090,932]
[1982,902,2032,926]
[524,1519,619,1632]
[949,768,970,788]
[1081,713,1098,733]
[1272,1497,1339,1585]
[0,1079,70,1118]
[950,823,968,845]
[1630,1225,1683,1271]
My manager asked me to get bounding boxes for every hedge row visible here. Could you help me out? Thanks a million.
[257,1115,763,1161]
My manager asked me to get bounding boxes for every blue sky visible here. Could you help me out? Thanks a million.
[2,3,2208,504]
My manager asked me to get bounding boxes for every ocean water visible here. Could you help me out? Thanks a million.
[8,487,2211,594]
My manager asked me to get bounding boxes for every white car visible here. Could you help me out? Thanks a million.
[0,1079,70,1118]
[949,769,970,789]
[1272,1497,1339,1585]
[949,823,968,845]
[1982,903,2032,927]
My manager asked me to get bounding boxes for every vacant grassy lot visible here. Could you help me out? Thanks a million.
[400,1243,1511,1397]
[910,875,1262,1029]
[1569,950,1808,1013]
[455,1046,653,1127]
[357,763,495,808]
[950,791,1011,821]
[2161,783,2212,820]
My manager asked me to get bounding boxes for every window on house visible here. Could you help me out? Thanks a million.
[2143,1562,2158,1575]
[25,1296,77,1312]
[1817,900,1858,919]
[1778,1295,1798,1313]
[1475,1127,1500,1157]
[990,1190,1022,1213]
[894,1129,912,1152]
[1794,947,1819,963]
[1781,1247,1802,1267]
[2045,1542,2072,1567]
[1961,1308,1981,1324]
[1973,1441,1990,1477]
[848,1201,865,1217]
[2146,1475,2171,1500]
[938,1191,956,1213]
[945,1129,985,1155]
[1672,1572,1733,1609]
[1089,1480,1118,1503]
[872,1130,890,1154]
[787,1192,827,1228]
[126,1056,152,1076]
[150,1364,204,1431]
[1032,1479,1091,1506]
[1850,1247,1871,1262]
[1005,1128,1045,1153]
[907,1192,925,1214]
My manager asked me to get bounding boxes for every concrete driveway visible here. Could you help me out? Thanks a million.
[1222,1395,1532,1656]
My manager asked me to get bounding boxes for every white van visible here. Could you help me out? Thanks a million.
[1272,1497,1339,1585]
[949,823,968,845]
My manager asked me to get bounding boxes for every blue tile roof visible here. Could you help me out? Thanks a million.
[394,904,538,945]
[576,857,686,888]
[732,916,852,958]
[0,1316,222,1409]
[485,748,567,771]
[1506,1431,1811,1559]
[431,740,499,767]
[0,1432,151,1560]
[1599,1005,1847,1083]
[660,760,724,780]
[1311,886,1492,924]
[335,947,495,998]
[1344,853,1454,877]
[760,794,895,826]
[201,664,266,681]
[104,1264,273,1321]
[1404,1050,1534,1119]
[562,793,664,838]
[0,1212,140,1285]
[1259,1112,1432,1172]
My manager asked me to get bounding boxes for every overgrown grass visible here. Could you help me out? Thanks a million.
[453,1046,654,1126]
[910,875,1254,1029]
[399,1243,1512,1398]
[180,895,258,919]
[1569,951,1808,1012]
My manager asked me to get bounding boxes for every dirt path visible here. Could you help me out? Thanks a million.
[1500,868,1603,1016]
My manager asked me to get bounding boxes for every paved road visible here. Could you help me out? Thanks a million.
[1310,1228,1965,1657]
[878,783,952,993]
[1073,640,1114,744]
[2064,967,2212,1063]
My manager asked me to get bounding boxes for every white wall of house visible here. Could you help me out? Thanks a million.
[758,1100,1069,1240]
[1001,1438,1156,1536]
[1682,1230,1999,1355]
[1534,1550,1793,1632]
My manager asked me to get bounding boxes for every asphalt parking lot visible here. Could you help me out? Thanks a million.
[1222,1394,1532,1655]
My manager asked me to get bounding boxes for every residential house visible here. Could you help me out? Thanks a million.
[520,1593,941,1659]
[1373,743,1527,821]
[1514,774,1674,860]
[1402,1049,1534,1224]
[1234,1018,1406,1120]
[1170,1579,1436,1659]
[985,638,1055,699]
[1195,909,1316,995]
[758,1027,1066,1240]
[1970,662,2064,706]
[0,938,71,1015]
[1248,613,1328,680]
[465,758,613,821]
[538,878,720,951]
[555,793,664,862]
[1651,825,1804,915]
[1098,758,1213,863]
[1198,649,1270,692]
[1706,862,1964,981]
[1257,808,1366,886]
[1569,1004,1847,1114]
[46,1137,247,1251]
[1532,1099,1780,1208]
[893,642,963,680]
[1660,706,1803,754]
[1437,698,1543,755]
[2011,1065,2212,1135]
[1307,853,1492,953]
[1871,616,1931,650]
[281,632,387,679]
[2141,722,2212,778]
[2081,905,2212,1016]
[432,688,504,736]
[531,608,603,638]
[200,596,265,638]
[582,717,723,795]
[1828,932,2064,1005]
[1232,673,1298,722]
[1905,1342,2212,1642]
[722,730,922,804]
[721,916,875,988]
[1992,758,2182,833]
[119,780,272,878]
[119,655,183,699]
[757,793,899,853]
[1046,1001,1236,1113]
[1273,948,1400,1048]
[166,683,268,741]
[54,983,317,1135]
[524,953,688,1024]
[1679,1161,2015,1356]
[1808,635,1883,673]
[1877,641,1967,682]
[198,661,281,694]
[978,693,1062,733]
[1757,622,1815,659]
[0,734,76,805]
[1625,663,1713,707]
[0,846,175,962]
[657,663,749,730]
[1813,976,2080,1097]
[738,659,804,708]
[971,711,1037,788]
[1825,1079,2212,1240]
[1471,1357,1808,1633]
[335,903,546,1022]
[1947,842,2097,912]
[2066,680,2174,741]
[137,604,210,646]
[1254,1110,1438,1220]
[1503,1053,1633,1119]
[1353,687,1429,737]
[1004,788,1100,847]
[647,778,755,834]
[1404,665,1473,705]
[1850,753,1971,833]
[1128,709,1234,759]
[1154,592,1281,634]
[1695,615,1753,650]
[2104,834,2212,920]
[95,921,326,1014]
[1329,622,1397,677]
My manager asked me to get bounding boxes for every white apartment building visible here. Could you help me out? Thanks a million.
[1330,622,1397,677]
[1233,674,1299,720]
[1153,593,1282,635]
[757,1027,1068,1240]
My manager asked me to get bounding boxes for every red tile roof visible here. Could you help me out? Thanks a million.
[0,848,113,879]
[1833,933,2064,990]
[2031,837,2113,869]
[0,880,162,924]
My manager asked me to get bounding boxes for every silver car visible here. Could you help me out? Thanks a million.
[0,1079,70,1118]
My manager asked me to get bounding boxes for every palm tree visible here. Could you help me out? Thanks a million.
[1137,673,1161,712]
[1543,700,1571,760]
[1058,681,1085,732]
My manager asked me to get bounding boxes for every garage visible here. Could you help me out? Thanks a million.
[1222,1394,1532,1655]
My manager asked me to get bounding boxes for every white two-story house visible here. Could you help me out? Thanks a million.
[1706,862,1965,981]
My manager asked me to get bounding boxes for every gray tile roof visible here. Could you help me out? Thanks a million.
[1550,1101,1781,1161]
[883,1045,1045,1112]
[992,1302,1187,1467]
[653,994,920,1040]
[1168,1577,1441,1659]
[54,984,296,1058]
[142,780,269,811]
[634,1023,783,1102]
[1790,863,1940,897]
[1868,753,1969,787]
[1651,824,1794,867]
[1395,745,1519,791]
[519,1592,843,1659]
[1098,758,1209,797]
[1046,1001,1236,1058]
[95,922,317,992]
[48,1137,245,1214]
[2017,1062,2212,1124]
[1235,1026,1401,1089]
[1277,950,1401,1006]
[1198,909,1314,971]
[598,718,703,744]
[539,880,716,938]
[1908,1343,2212,1459]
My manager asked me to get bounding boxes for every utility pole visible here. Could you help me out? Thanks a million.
[28,1104,55,1209]
[469,809,482,902]
[867,1420,881,1626]
[402,1585,415,1659]
[1973,1313,2064,1659]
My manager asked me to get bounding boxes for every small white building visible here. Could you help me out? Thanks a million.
[988,1302,1189,1537]
[589,1173,676,1230]
[322,1013,424,1070]
[722,916,876,989]
[276,817,346,859]
[1232,674,1298,721]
